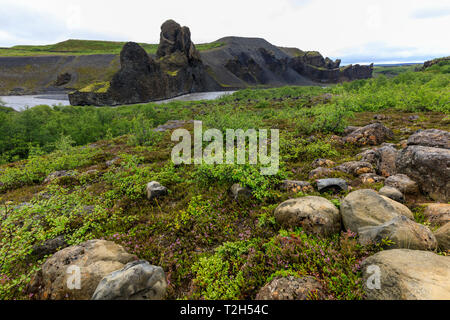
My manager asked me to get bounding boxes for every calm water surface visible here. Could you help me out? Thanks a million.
[1,91,236,111]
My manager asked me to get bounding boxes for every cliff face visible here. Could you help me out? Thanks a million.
[200,37,373,88]
[69,20,220,106]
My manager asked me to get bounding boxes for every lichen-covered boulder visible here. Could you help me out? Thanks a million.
[407,129,450,149]
[362,249,450,300]
[256,276,324,300]
[343,123,394,146]
[275,196,341,237]
[396,146,450,201]
[92,260,167,300]
[28,240,137,300]
[335,161,374,176]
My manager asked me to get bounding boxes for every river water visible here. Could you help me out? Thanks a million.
[0,91,236,111]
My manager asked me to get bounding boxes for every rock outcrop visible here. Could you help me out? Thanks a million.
[69,20,220,106]
[256,276,324,300]
[289,51,373,83]
[362,249,450,300]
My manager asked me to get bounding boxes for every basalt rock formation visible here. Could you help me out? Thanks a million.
[68,21,374,106]
[69,20,220,106]
[288,50,373,83]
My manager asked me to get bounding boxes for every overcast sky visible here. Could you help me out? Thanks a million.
[1,0,449,64]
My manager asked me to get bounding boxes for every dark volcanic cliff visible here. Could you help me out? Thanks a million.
[69,20,220,106]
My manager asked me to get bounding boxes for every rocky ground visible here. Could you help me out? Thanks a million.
[1,93,449,299]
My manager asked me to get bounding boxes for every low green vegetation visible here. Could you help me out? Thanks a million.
[0,60,449,300]
[373,64,420,78]
[0,39,224,57]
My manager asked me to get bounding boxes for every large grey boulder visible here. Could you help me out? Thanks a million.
[256,276,324,300]
[28,240,137,300]
[362,249,450,300]
[92,260,167,300]
[340,189,413,233]
[358,216,437,250]
[397,146,450,201]
[274,196,341,237]
[407,129,450,149]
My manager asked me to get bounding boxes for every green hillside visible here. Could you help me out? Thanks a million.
[0,39,223,57]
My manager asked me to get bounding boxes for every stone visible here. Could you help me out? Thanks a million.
[358,216,437,250]
[340,189,413,233]
[311,158,335,168]
[274,196,341,237]
[335,161,374,176]
[396,146,450,201]
[407,129,450,149]
[362,249,450,300]
[256,276,324,300]
[92,260,167,300]
[230,184,252,202]
[146,181,168,200]
[105,157,120,167]
[385,174,419,195]
[43,170,74,184]
[31,235,68,260]
[316,178,348,193]
[359,173,385,185]
[28,240,137,300]
[280,180,313,193]
[308,167,335,179]
[55,73,71,86]
[343,123,394,146]
[154,120,193,132]
[423,203,450,227]
[379,186,404,203]
[343,126,360,136]
[434,223,450,251]
[376,145,398,177]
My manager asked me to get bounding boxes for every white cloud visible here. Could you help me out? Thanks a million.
[0,0,448,63]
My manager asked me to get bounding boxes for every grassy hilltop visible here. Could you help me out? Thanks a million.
[0,39,223,57]
[0,59,449,299]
